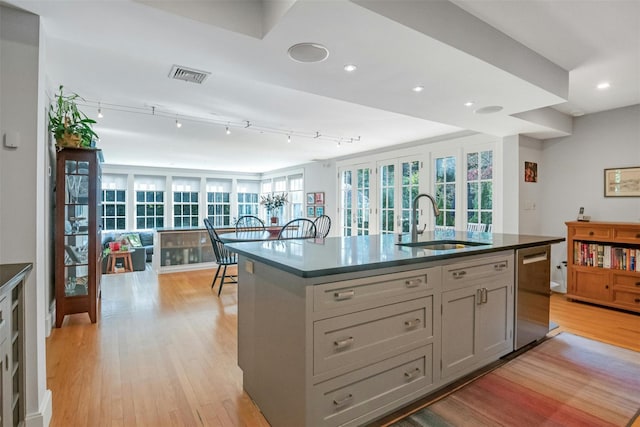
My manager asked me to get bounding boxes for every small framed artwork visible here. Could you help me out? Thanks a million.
[524,161,537,183]
[306,192,315,205]
[315,192,325,205]
[604,166,640,197]
[307,206,315,217]
[315,206,324,217]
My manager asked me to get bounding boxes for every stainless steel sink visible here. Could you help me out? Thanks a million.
[397,240,490,250]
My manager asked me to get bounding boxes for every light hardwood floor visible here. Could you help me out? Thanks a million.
[47,267,640,426]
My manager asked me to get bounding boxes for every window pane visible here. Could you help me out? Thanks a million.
[174,205,181,215]
[445,158,456,182]
[467,153,478,180]
[481,151,493,179]
[116,191,126,202]
[435,158,444,183]
[156,192,163,202]
[445,184,455,209]
[480,212,492,226]
[174,192,181,203]
[116,205,125,216]
[146,205,154,216]
[136,192,144,203]
[136,205,144,216]
[481,182,493,209]
[105,190,115,202]
[106,218,115,230]
[137,218,145,229]
[146,192,154,202]
[116,218,126,229]
[105,205,115,216]
[191,192,198,202]
[467,183,478,209]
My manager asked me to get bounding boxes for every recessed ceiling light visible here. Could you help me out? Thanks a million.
[287,43,329,63]
[474,105,503,115]
[344,64,357,72]
[596,82,611,90]
[464,101,474,107]
[412,86,424,93]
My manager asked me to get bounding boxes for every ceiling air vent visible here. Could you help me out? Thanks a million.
[168,65,211,84]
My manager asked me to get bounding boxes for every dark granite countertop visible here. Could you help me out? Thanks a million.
[226,231,564,278]
[0,263,32,293]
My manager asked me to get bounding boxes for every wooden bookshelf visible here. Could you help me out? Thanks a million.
[566,221,640,313]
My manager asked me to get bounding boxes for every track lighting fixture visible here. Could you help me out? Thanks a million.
[78,100,361,146]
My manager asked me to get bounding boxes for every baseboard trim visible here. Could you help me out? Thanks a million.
[25,389,52,427]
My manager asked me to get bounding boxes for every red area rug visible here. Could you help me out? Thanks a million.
[391,333,640,426]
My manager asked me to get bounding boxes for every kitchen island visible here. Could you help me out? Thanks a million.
[227,231,564,427]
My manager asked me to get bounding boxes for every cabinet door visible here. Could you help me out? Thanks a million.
[478,280,512,359]
[574,269,612,301]
[441,286,478,378]
[0,337,10,426]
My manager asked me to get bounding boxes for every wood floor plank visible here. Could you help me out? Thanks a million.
[47,267,638,426]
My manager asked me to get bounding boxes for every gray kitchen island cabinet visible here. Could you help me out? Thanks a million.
[441,251,514,380]
[228,232,563,427]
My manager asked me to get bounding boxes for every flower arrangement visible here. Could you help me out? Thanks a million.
[260,192,288,213]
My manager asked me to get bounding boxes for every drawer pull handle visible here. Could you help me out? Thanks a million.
[405,278,423,288]
[494,263,507,270]
[636,233,640,238]
[404,368,421,380]
[333,393,353,407]
[334,337,354,349]
[453,270,467,279]
[334,290,355,300]
[589,231,594,236]
[635,298,640,303]
[635,282,640,287]
[404,318,422,328]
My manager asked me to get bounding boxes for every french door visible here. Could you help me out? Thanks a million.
[378,157,422,235]
[339,164,373,236]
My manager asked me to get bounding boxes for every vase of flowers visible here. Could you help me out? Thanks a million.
[260,192,288,225]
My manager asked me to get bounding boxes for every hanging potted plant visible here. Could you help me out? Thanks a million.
[48,85,98,148]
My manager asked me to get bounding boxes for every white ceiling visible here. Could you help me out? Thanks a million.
[7,0,640,173]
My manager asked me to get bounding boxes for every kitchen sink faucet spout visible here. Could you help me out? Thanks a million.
[411,193,440,242]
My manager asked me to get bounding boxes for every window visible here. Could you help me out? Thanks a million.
[102,189,126,231]
[288,175,303,220]
[172,178,199,227]
[380,164,395,234]
[466,150,493,229]
[434,156,456,227]
[102,174,127,231]
[355,168,371,235]
[341,170,353,237]
[135,190,164,229]
[237,180,260,218]
[206,180,231,227]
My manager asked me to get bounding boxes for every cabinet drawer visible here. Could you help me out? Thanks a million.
[612,288,640,309]
[443,254,513,289]
[314,297,432,376]
[312,346,432,427]
[612,227,640,243]
[314,268,439,313]
[612,273,640,289]
[570,226,612,240]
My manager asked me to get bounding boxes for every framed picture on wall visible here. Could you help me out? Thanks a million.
[524,161,538,183]
[315,192,325,205]
[604,166,640,197]
[315,206,324,216]
[307,206,315,217]
[306,193,315,205]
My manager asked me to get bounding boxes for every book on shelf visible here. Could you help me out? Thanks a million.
[573,241,640,272]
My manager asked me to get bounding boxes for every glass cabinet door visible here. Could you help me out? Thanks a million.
[63,159,90,297]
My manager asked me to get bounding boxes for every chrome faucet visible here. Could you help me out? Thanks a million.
[411,193,441,242]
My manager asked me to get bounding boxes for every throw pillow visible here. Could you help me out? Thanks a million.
[125,233,143,248]
[139,232,154,247]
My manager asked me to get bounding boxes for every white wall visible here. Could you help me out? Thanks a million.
[540,104,640,283]
[0,4,52,426]
[302,160,337,235]
[519,136,544,235]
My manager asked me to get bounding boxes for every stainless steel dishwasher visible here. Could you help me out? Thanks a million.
[515,245,551,350]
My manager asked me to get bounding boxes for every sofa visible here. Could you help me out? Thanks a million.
[101,230,154,273]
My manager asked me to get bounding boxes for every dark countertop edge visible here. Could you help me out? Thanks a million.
[0,263,33,292]
[232,237,565,278]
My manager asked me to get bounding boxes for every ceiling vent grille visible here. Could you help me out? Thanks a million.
[168,65,211,84]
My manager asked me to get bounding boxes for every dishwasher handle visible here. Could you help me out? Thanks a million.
[522,252,548,264]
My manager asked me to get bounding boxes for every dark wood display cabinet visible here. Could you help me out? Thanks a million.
[55,148,102,327]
